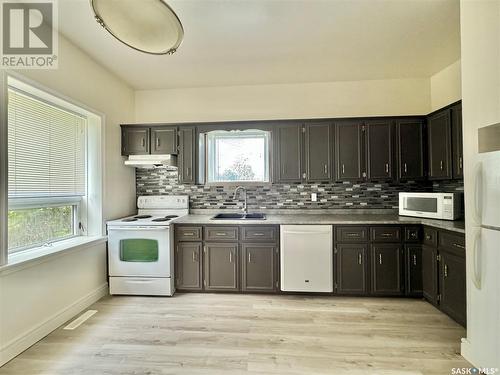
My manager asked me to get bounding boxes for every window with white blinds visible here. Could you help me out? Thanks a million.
[8,88,87,199]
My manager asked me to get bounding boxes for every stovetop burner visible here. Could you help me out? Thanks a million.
[152,217,170,222]
[122,218,138,222]
[134,215,152,219]
[164,215,178,219]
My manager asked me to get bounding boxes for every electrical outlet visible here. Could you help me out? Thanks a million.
[311,193,317,202]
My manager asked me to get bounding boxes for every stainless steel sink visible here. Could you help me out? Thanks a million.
[212,213,266,220]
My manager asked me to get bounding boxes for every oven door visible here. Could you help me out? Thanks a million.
[108,226,171,277]
[400,194,444,219]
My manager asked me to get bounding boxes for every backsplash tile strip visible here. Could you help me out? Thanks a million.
[136,168,463,210]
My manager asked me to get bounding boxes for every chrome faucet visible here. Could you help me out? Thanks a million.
[233,186,248,214]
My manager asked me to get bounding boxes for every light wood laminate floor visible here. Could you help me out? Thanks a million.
[0,293,470,375]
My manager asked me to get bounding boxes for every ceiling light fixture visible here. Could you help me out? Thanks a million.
[90,0,184,55]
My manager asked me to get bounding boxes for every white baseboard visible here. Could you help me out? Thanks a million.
[0,283,108,367]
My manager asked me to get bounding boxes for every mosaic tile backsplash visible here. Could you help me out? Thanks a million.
[136,168,464,211]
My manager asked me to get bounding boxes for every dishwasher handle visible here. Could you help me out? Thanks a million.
[282,230,331,235]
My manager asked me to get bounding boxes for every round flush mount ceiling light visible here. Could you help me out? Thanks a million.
[90,0,184,55]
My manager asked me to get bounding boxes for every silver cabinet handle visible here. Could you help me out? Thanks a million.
[186,167,191,178]
[459,156,463,170]
[385,163,389,173]
[156,137,160,148]
[252,233,264,236]
[381,233,393,237]
[440,160,444,170]
[346,233,360,237]
[404,163,407,174]
[413,254,417,266]
[342,164,345,174]
[358,253,362,265]
[141,138,145,147]
[192,251,197,262]
[229,251,233,263]
[324,164,328,174]
[248,252,252,263]
[444,264,448,278]
[183,232,194,236]
[216,232,227,236]
[453,243,465,249]
[379,253,382,265]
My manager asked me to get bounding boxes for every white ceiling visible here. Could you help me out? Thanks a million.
[58,0,460,90]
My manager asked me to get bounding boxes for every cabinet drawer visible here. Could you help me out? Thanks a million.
[370,226,401,242]
[439,231,465,256]
[204,226,239,241]
[176,226,202,241]
[404,226,422,242]
[423,227,438,247]
[241,226,277,242]
[336,226,368,242]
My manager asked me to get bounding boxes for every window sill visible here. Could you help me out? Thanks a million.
[0,236,107,276]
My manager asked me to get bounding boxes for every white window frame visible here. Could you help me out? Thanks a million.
[0,72,105,266]
[204,129,271,186]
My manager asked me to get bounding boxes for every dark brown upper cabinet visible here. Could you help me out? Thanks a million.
[121,127,150,155]
[396,119,425,180]
[451,103,464,179]
[178,127,195,184]
[427,110,453,180]
[335,244,369,295]
[335,122,363,181]
[305,123,333,182]
[370,243,404,296]
[151,127,177,155]
[365,121,393,180]
[274,124,303,183]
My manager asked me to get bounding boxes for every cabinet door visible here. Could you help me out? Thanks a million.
[428,110,452,179]
[335,244,368,295]
[396,120,425,180]
[451,103,464,179]
[121,127,150,155]
[241,244,277,292]
[335,122,363,180]
[366,121,393,180]
[305,123,332,181]
[371,244,403,295]
[275,124,303,182]
[405,245,423,296]
[440,250,466,326]
[422,245,438,305]
[151,127,177,155]
[204,243,239,291]
[176,242,202,290]
[178,127,195,184]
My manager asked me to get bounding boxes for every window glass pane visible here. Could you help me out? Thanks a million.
[207,130,270,183]
[120,239,159,262]
[8,205,75,252]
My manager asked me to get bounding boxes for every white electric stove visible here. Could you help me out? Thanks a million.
[106,195,189,296]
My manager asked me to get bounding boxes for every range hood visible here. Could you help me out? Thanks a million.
[124,154,178,168]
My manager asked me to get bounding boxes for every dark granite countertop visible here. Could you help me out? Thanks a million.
[173,213,465,234]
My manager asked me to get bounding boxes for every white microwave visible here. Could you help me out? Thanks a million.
[399,192,462,220]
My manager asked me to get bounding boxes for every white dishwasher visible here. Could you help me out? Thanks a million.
[280,225,333,292]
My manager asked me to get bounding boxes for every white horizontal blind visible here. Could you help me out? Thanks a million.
[8,88,86,199]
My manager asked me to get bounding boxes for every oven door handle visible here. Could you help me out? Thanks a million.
[108,226,169,231]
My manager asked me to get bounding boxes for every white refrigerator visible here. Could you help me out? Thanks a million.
[461,123,500,369]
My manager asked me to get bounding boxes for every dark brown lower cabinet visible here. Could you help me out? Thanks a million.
[335,244,368,295]
[422,245,438,305]
[204,243,239,291]
[176,242,203,291]
[241,243,277,292]
[405,245,423,296]
[440,250,466,326]
[371,244,403,296]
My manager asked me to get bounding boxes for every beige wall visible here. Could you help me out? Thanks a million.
[430,59,462,111]
[135,78,431,123]
[0,35,135,365]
